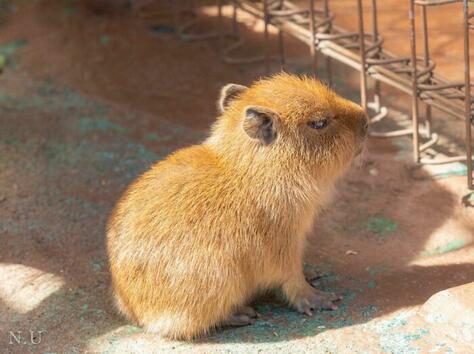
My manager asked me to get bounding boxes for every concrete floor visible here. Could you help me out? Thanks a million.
[0,1,473,353]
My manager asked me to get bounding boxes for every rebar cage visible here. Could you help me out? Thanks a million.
[171,0,474,194]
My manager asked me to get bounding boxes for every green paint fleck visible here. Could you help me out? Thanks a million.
[403,334,421,341]
[366,216,397,237]
[342,289,357,302]
[145,133,159,141]
[64,7,78,14]
[0,39,28,57]
[128,142,158,162]
[124,326,142,335]
[27,220,41,230]
[0,220,22,234]
[90,259,106,272]
[422,239,465,256]
[373,312,424,354]
[77,117,128,134]
[100,35,110,45]
[97,151,116,160]
[368,280,377,289]
[403,328,430,341]
[366,266,388,276]
[377,312,410,331]
[44,233,56,241]
[5,137,21,145]
[329,318,353,329]
[361,305,378,318]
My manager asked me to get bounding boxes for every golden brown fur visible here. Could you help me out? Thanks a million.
[107,73,368,340]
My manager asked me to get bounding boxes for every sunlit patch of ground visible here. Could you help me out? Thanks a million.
[0,264,64,314]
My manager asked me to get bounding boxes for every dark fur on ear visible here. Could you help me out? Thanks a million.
[218,84,247,113]
[242,106,278,145]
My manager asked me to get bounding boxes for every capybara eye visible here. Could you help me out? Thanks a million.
[308,118,329,130]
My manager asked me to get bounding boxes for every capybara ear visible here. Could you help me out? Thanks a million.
[242,106,278,145]
[218,84,247,113]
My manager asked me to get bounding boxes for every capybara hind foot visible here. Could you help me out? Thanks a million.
[222,314,255,327]
[237,305,259,319]
[222,306,259,327]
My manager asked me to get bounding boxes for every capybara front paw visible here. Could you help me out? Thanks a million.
[293,288,341,316]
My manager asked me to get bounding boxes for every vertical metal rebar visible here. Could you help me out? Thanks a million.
[263,0,270,74]
[172,0,180,37]
[357,0,368,111]
[232,2,238,36]
[371,0,381,113]
[278,0,285,69]
[323,0,329,18]
[464,0,473,189]
[309,0,317,76]
[278,29,285,69]
[421,4,433,137]
[323,0,332,84]
[409,0,420,162]
[218,0,224,54]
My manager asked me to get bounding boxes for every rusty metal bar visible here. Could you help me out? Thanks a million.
[278,27,285,68]
[309,0,317,75]
[409,0,421,162]
[357,0,368,111]
[371,0,381,113]
[464,0,473,189]
[218,0,224,53]
[263,0,270,74]
[421,4,433,137]
[322,0,333,84]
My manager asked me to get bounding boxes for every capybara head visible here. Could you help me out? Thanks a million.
[211,73,368,180]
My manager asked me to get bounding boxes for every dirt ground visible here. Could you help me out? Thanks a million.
[0,1,473,353]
